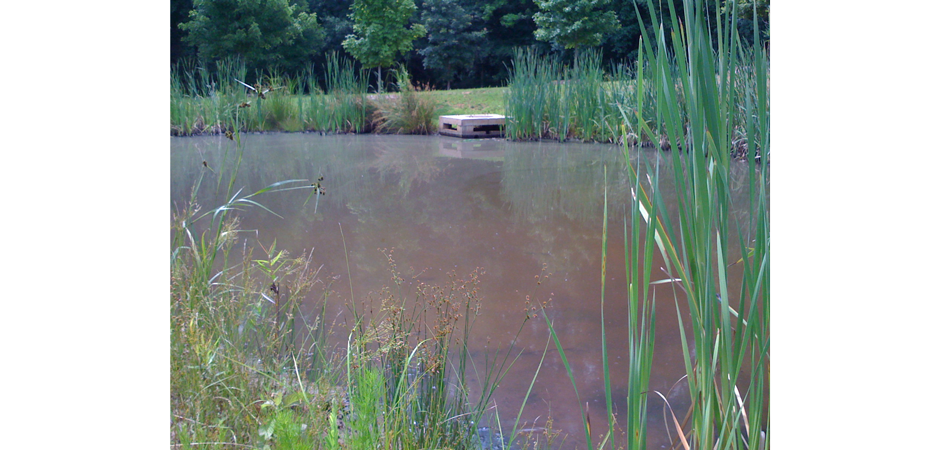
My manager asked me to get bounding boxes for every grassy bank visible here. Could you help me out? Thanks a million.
[171,56,506,137]
[171,51,766,164]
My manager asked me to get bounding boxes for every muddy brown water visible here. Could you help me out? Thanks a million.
[171,133,760,449]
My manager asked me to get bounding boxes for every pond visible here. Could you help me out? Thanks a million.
[171,133,757,449]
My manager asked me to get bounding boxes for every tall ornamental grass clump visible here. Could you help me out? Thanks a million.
[372,65,445,134]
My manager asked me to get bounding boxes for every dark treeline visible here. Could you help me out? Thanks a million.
[171,0,768,90]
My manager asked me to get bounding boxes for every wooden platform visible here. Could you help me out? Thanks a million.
[439,114,505,138]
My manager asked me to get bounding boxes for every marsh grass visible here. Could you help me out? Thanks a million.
[504,40,766,160]
[504,48,625,144]
[171,55,374,136]
[318,53,373,133]
[171,56,516,137]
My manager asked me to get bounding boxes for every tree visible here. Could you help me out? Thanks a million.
[179,0,325,74]
[305,0,355,67]
[532,0,620,53]
[468,0,542,86]
[171,0,197,64]
[722,0,769,47]
[342,0,427,92]
[419,0,485,90]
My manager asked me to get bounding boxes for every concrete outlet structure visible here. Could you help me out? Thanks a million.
[438,114,506,138]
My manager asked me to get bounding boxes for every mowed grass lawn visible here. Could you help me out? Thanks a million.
[417,86,507,117]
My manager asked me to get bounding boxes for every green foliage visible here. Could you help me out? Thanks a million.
[307,0,355,62]
[170,54,375,135]
[532,0,620,50]
[338,257,528,450]
[373,65,444,134]
[467,0,542,87]
[342,0,427,70]
[625,0,771,448]
[504,48,622,143]
[171,0,197,63]
[179,0,325,73]
[171,133,333,447]
[419,0,486,89]
[723,0,770,21]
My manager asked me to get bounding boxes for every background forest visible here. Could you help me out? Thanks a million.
[171,0,769,90]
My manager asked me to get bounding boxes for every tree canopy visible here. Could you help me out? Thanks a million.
[341,0,427,70]
[419,0,485,89]
[532,0,621,50]
[179,0,325,73]
[173,0,764,89]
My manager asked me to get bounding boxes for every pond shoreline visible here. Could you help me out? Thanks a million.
[171,128,765,164]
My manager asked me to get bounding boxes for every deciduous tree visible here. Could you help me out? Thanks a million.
[419,0,485,90]
[179,0,325,74]
[342,0,427,92]
[532,0,620,52]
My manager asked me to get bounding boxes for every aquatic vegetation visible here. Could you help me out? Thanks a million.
[170,132,543,449]
[504,35,767,159]
[171,120,339,444]
[504,47,635,144]
[534,0,770,449]
[170,54,374,136]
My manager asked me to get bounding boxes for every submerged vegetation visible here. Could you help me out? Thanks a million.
[171,1,769,449]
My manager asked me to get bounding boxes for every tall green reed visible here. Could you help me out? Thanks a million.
[622,0,771,448]
[504,48,562,141]
[527,1,769,448]
[170,55,375,135]
[171,57,249,136]
[504,41,764,152]
[505,48,634,143]
[322,52,372,133]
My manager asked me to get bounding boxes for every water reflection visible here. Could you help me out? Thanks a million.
[171,133,757,449]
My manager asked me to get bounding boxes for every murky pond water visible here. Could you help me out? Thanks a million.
[171,133,758,449]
